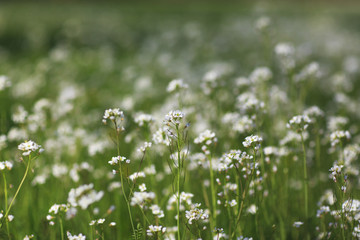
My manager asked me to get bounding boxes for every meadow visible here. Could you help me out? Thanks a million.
[0,2,360,239]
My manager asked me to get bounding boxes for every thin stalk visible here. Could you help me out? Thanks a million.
[252,151,259,238]
[1,156,32,227]
[3,172,10,239]
[300,133,311,240]
[115,130,135,234]
[208,154,217,229]
[231,167,255,239]
[59,217,64,240]
[176,125,181,240]
[300,133,308,220]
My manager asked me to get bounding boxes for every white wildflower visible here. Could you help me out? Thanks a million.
[167,79,189,93]
[67,231,86,240]
[147,225,166,236]
[18,140,44,156]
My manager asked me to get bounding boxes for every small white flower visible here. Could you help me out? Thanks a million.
[139,183,147,192]
[286,115,312,132]
[167,79,189,93]
[194,130,217,146]
[134,113,153,127]
[293,221,304,228]
[229,199,237,207]
[147,225,166,236]
[247,204,258,214]
[249,67,272,84]
[164,110,185,126]
[185,203,209,224]
[97,218,105,224]
[8,215,14,222]
[0,75,11,91]
[18,140,44,156]
[243,135,263,150]
[67,231,86,240]
[129,172,146,181]
[23,234,34,240]
[330,130,351,147]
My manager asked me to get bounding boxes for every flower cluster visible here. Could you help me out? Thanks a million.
[164,110,185,126]
[166,79,189,93]
[218,150,253,171]
[137,142,152,153]
[89,218,105,226]
[0,75,11,91]
[130,191,156,208]
[18,140,44,156]
[150,204,165,218]
[152,127,170,146]
[274,42,295,72]
[249,67,272,84]
[167,192,194,211]
[67,184,104,210]
[102,108,124,130]
[108,156,130,165]
[67,232,86,240]
[102,108,124,122]
[330,130,351,147]
[23,234,34,240]
[242,135,263,151]
[286,115,312,132]
[194,129,217,146]
[134,113,153,127]
[329,164,344,182]
[47,203,69,225]
[255,16,271,32]
[237,93,265,114]
[147,225,166,236]
[0,161,13,171]
[185,203,209,224]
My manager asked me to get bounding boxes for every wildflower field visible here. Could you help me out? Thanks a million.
[1,2,360,239]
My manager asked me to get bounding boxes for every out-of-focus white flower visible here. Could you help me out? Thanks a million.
[23,234,34,240]
[147,225,166,236]
[286,115,312,132]
[293,221,304,228]
[12,105,28,124]
[249,67,272,84]
[330,130,351,147]
[0,161,13,171]
[67,231,86,240]
[0,75,11,91]
[194,130,217,146]
[134,113,153,127]
[255,16,271,32]
[247,204,258,214]
[167,79,189,93]
[67,184,104,210]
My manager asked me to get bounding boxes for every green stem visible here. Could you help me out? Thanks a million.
[120,162,135,233]
[252,151,259,238]
[116,131,135,235]
[208,154,217,230]
[176,125,181,240]
[59,217,64,240]
[3,172,11,239]
[1,156,32,227]
[300,133,308,220]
